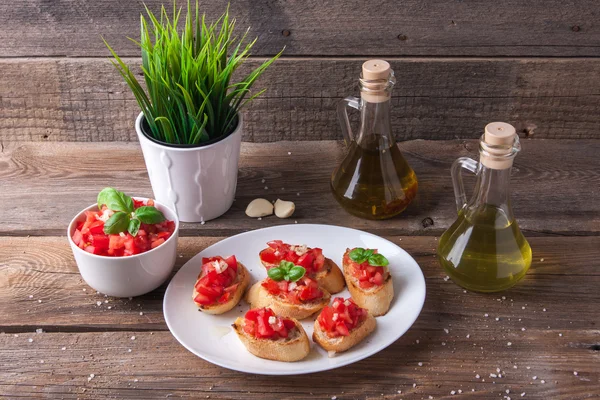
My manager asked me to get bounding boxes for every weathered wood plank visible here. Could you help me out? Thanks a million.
[1,236,599,399]
[1,236,599,330]
[0,140,598,237]
[1,329,598,399]
[1,58,600,142]
[1,0,599,57]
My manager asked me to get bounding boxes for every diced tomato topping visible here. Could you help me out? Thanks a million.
[71,198,175,257]
[193,256,240,306]
[317,297,368,338]
[72,229,83,246]
[259,241,326,275]
[261,276,323,305]
[242,307,296,340]
[343,248,389,288]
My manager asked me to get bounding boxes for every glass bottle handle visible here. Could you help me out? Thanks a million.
[337,96,360,145]
[451,157,479,212]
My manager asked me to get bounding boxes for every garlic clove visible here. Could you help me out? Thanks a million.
[274,199,295,219]
[245,198,274,218]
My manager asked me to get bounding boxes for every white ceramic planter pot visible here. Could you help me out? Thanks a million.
[135,112,243,222]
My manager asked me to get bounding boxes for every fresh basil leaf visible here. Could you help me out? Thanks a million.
[99,188,135,213]
[103,211,131,235]
[267,267,285,281]
[349,248,367,263]
[364,249,374,258]
[287,266,306,282]
[368,253,389,267]
[279,260,295,273]
[128,218,141,237]
[97,187,118,209]
[134,206,166,224]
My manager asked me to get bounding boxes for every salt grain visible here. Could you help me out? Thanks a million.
[257,217,262,221]
[442,342,446,346]
[541,380,545,384]
[521,328,526,331]
[532,376,537,380]
[88,374,95,381]
[573,371,578,376]
[261,179,266,183]
[522,306,525,309]
[96,301,102,306]
[450,390,456,395]
[413,383,417,388]
[507,342,512,346]
[466,334,471,338]
[495,317,500,321]
[458,390,462,394]
[28,338,33,343]
[475,374,480,379]
[527,366,531,370]
[444,328,449,334]
[264,186,268,190]
[131,336,136,340]
[418,362,423,366]
[490,373,498,378]
[416,339,420,344]
[128,349,132,352]
[107,306,112,310]
[36,328,43,334]
[83,288,86,292]
[521,393,526,397]
[134,379,139,382]
[540,258,544,262]
[506,389,510,394]
[288,152,292,155]
[140,312,144,316]
[28,295,33,299]
[38,300,42,303]
[200,221,206,225]
[484,313,489,317]
[543,308,546,312]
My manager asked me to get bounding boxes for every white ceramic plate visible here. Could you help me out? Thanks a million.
[163,224,426,375]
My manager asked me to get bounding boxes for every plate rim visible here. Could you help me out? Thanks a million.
[163,223,426,375]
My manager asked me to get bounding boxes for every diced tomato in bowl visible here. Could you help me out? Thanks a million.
[67,196,179,298]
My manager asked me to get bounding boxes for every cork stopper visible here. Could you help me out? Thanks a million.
[485,122,516,146]
[360,60,393,103]
[480,122,519,170]
[362,60,391,80]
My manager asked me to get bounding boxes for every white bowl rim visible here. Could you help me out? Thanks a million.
[67,196,180,261]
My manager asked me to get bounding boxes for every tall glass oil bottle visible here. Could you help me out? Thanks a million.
[331,60,418,219]
[437,122,532,292]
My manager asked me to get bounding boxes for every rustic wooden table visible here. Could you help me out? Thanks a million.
[1,139,598,399]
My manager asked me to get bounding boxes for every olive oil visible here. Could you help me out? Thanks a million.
[331,60,418,219]
[437,205,532,292]
[331,140,418,219]
[438,122,532,292]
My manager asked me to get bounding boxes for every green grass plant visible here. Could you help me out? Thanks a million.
[104,2,282,145]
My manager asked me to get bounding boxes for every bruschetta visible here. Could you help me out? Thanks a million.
[192,255,250,314]
[312,297,376,354]
[232,307,310,362]
[342,248,394,316]
[246,261,331,319]
[259,240,345,294]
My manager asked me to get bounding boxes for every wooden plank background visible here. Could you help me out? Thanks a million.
[0,1,599,142]
[2,140,599,237]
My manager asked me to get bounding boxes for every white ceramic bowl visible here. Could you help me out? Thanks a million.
[67,197,179,297]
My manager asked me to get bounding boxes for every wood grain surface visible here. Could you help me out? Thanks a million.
[1,0,599,57]
[1,235,599,399]
[2,57,600,142]
[1,140,598,237]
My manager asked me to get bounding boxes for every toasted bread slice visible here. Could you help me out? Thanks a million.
[260,256,345,294]
[192,262,250,314]
[232,317,310,362]
[312,312,376,353]
[342,259,394,317]
[245,281,331,320]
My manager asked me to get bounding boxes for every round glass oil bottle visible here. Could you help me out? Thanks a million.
[437,122,532,292]
[331,60,418,219]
